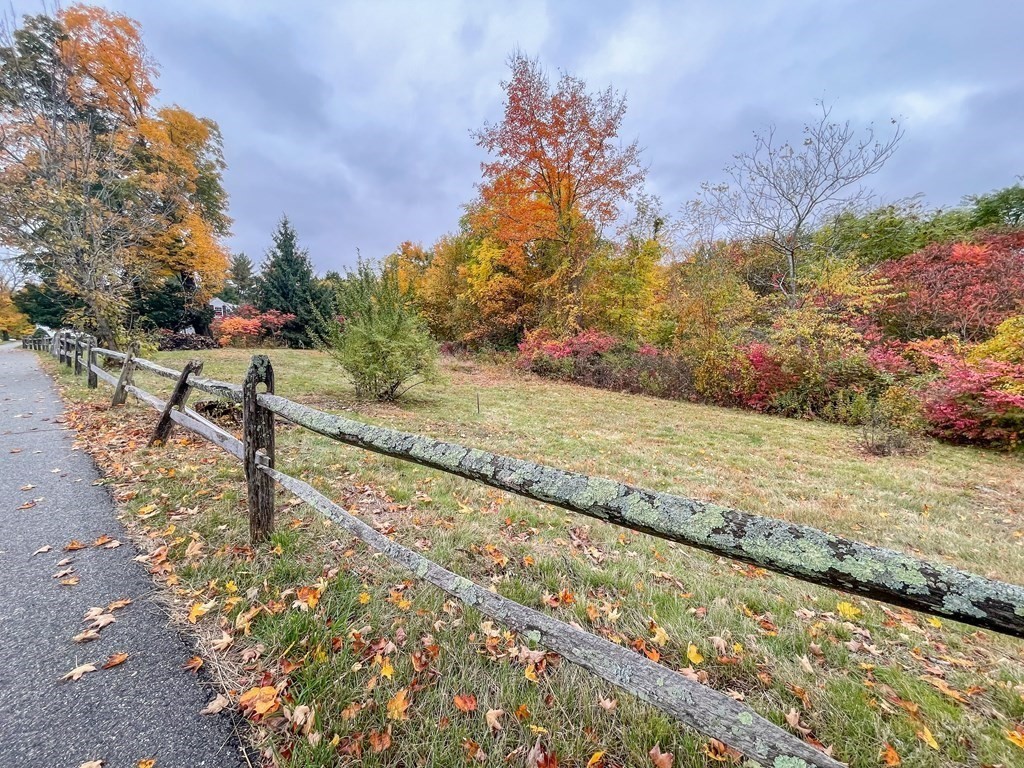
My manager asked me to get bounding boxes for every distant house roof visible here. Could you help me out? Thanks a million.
[209,297,236,310]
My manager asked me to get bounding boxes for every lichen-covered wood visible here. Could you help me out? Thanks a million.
[243,355,275,544]
[260,464,842,768]
[148,359,203,446]
[258,394,1024,639]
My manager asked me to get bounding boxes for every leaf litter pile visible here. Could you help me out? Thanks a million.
[55,380,1024,768]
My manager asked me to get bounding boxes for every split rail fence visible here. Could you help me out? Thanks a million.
[26,330,1024,768]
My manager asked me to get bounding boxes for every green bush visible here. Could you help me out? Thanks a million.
[314,259,437,401]
[858,386,926,456]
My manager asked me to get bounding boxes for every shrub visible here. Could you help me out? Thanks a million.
[315,259,438,401]
[859,387,926,456]
[918,355,1024,449]
[517,329,695,400]
[211,305,296,348]
[156,331,218,351]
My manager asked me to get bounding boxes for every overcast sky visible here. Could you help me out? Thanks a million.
[11,1,1024,272]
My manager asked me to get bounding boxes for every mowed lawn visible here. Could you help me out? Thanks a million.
[52,349,1024,767]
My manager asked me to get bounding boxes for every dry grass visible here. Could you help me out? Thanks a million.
[47,349,1024,768]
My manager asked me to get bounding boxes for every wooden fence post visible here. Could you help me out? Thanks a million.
[86,337,97,389]
[148,359,204,446]
[73,335,83,375]
[243,355,275,545]
[111,341,140,406]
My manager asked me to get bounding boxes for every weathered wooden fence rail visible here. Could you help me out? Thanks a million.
[28,332,1024,766]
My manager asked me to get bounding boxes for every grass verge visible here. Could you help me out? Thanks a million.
[43,349,1024,768]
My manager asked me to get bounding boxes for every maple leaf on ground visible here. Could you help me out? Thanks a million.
[106,598,132,612]
[387,688,411,720]
[65,540,87,551]
[73,629,100,643]
[183,656,203,672]
[368,727,392,754]
[454,693,478,713]
[1007,728,1024,749]
[32,545,52,556]
[238,686,280,718]
[526,737,559,768]
[62,663,98,681]
[485,708,504,732]
[587,751,606,767]
[200,694,230,715]
[137,760,156,768]
[880,743,901,765]
[79,762,103,768]
[102,652,129,669]
[649,743,674,768]
[88,613,116,630]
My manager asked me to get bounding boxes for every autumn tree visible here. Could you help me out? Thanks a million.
[684,102,903,306]
[471,53,644,331]
[0,6,230,345]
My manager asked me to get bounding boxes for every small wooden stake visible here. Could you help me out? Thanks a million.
[243,355,275,544]
[111,342,140,406]
[149,359,204,446]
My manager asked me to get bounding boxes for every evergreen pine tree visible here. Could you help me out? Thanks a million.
[256,216,332,347]
[219,253,256,304]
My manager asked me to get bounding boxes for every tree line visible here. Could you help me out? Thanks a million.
[2,8,1021,448]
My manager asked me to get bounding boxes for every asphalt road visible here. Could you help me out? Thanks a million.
[0,342,248,768]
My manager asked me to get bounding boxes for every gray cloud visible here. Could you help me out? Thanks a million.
[9,0,1023,271]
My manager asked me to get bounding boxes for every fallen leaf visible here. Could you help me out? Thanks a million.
[1006,728,1024,749]
[73,629,100,643]
[188,601,214,624]
[32,545,52,556]
[880,743,901,766]
[238,686,279,717]
[93,534,113,546]
[65,540,87,551]
[183,656,204,673]
[102,652,129,669]
[62,662,98,681]
[106,598,132,612]
[649,743,674,768]
[587,751,606,767]
[79,762,103,768]
[88,613,116,630]
[137,760,156,768]
[368,727,392,753]
[687,644,704,665]
[598,696,617,711]
[387,688,411,720]
[20,484,36,491]
[836,601,862,620]
[485,708,504,732]
[201,694,230,715]
[454,693,478,713]
[917,726,939,750]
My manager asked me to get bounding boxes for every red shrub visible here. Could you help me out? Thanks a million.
[876,231,1024,341]
[918,354,1024,448]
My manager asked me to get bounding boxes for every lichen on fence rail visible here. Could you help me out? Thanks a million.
[256,393,1024,639]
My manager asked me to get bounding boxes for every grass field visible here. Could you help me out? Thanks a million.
[48,349,1024,767]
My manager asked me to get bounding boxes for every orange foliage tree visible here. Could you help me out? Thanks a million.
[0,5,230,345]
[471,53,644,331]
